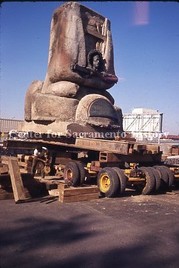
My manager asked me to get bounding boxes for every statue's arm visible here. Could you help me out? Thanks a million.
[71,64,118,84]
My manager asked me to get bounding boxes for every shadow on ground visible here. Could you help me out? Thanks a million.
[0,207,178,268]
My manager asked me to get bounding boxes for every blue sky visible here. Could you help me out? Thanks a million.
[1,1,179,134]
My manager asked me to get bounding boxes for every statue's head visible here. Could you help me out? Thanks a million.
[87,49,105,72]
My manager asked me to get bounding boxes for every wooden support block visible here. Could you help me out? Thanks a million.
[8,157,30,203]
[58,182,99,203]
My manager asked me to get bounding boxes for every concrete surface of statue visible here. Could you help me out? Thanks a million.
[23,1,123,135]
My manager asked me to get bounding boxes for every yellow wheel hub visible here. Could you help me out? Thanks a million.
[67,169,73,180]
[100,174,111,193]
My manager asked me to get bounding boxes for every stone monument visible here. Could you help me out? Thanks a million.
[23,1,123,137]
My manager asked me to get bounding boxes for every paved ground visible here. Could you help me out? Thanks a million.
[0,190,179,268]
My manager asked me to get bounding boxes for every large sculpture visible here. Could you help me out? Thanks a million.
[23,1,123,136]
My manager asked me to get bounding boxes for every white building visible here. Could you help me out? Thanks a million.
[123,108,163,141]
[0,118,23,133]
[0,118,23,142]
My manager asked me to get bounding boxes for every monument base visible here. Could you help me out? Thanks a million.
[21,120,122,140]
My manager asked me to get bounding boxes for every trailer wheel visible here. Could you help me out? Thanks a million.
[154,166,169,190]
[112,167,127,195]
[140,167,156,195]
[76,162,86,184]
[97,167,120,197]
[160,166,174,189]
[64,161,80,187]
[149,167,161,192]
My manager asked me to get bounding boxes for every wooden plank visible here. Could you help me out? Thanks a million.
[75,138,129,154]
[58,183,99,203]
[8,157,29,202]
[59,186,99,197]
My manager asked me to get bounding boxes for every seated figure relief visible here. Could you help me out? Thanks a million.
[71,49,118,85]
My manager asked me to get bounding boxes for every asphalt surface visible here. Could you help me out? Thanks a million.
[0,190,179,268]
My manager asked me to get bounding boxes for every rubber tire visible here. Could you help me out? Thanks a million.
[76,162,86,184]
[154,165,169,191]
[161,166,174,189]
[112,167,127,195]
[149,167,161,192]
[140,167,156,195]
[97,167,120,198]
[64,161,80,187]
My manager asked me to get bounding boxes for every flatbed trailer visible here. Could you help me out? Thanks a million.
[2,132,175,198]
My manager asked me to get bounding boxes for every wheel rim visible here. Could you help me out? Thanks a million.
[66,169,73,180]
[64,161,81,187]
[100,174,111,193]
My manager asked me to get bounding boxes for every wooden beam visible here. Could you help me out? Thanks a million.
[58,182,99,203]
[8,157,29,203]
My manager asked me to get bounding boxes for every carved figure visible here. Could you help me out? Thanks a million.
[71,49,118,85]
